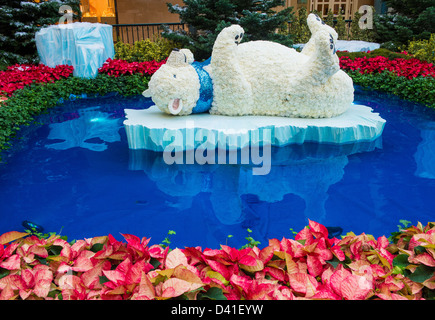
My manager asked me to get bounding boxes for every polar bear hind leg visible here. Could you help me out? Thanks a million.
[209,25,254,116]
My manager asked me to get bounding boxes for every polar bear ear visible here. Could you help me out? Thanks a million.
[143,88,152,98]
[180,49,195,64]
[167,49,191,67]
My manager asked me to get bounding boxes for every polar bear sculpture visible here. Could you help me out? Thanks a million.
[143,14,354,118]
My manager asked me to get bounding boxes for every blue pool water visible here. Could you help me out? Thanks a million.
[0,87,434,249]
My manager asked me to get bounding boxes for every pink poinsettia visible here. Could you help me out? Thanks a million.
[0,221,434,300]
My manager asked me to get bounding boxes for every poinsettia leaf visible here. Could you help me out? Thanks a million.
[173,265,202,285]
[230,274,252,294]
[413,253,435,267]
[0,231,29,245]
[307,255,324,277]
[205,270,229,286]
[259,245,275,264]
[102,269,125,285]
[81,261,108,289]
[239,255,257,266]
[165,248,188,269]
[340,274,373,300]
[0,254,20,270]
[308,220,329,239]
[161,278,203,298]
[33,267,53,298]
[203,258,231,280]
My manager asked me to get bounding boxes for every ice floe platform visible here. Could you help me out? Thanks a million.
[123,104,386,151]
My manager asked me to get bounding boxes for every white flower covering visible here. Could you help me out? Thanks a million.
[210,14,353,118]
[144,13,354,118]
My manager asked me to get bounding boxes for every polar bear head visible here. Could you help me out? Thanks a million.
[143,49,200,115]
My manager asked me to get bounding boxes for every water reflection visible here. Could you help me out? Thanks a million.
[129,139,382,225]
[414,122,435,180]
[45,107,122,152]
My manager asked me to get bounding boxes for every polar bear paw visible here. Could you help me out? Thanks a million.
[315,28,339,59]
[214,25,245,47]
[307,13,338,38]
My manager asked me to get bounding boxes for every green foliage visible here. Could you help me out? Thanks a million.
[374,0,435,47]
[197,287,227,300]
[289,6,376,43]
[164,0,294,60]
[241,228,261,249]
[289,7,310,43]
[325,9,334,28]
[0,0,82,66]
[114,38,181,63]
[335,9,347,40]
[336,48,414,60]
[160,230,177,248]
[389,221,435,299]
[406,34,435,64]
[388,219,412,242]
[0,73,150,159]
[24,225,69,242]
[346,70,435,108]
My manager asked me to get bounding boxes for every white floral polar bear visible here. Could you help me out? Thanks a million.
[143,14,354,118]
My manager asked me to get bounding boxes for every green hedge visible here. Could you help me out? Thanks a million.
[345,70,435,108]
[336,48,414,60]
[0,74,149,158]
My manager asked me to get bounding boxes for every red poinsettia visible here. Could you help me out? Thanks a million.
[339,55,435,80]
[98,58,166,77]
[0,64,74,97]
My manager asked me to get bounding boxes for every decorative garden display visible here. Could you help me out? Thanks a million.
[125,14,385,152]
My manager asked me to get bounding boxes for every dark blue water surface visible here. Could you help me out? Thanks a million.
[1,87,434,249]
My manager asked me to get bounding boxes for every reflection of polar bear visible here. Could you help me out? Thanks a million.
[144,14,353,118]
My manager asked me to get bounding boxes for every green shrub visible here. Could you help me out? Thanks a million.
[0,0,82,66]
[374,0,435,47]
[289,7,310,44]
[406,34,435,63]
[335,10,348,40]
[347,70,435,108]
[337,48,414,60]
[114,38,181,62]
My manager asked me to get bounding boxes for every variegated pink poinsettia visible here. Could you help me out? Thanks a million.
[0,220,434,300]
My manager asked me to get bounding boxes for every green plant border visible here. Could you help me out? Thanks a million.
[346,70,435,108]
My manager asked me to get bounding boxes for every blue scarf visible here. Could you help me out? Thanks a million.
[191,58,213,114]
